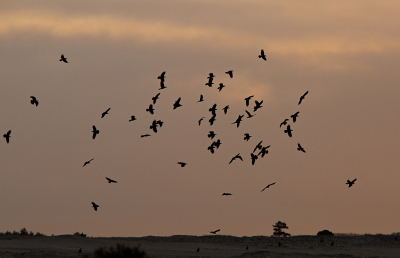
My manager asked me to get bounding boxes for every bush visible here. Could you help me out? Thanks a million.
[317,230,334,236]
[35,232,45,236]
[20,227,28,235]
[83,244,148,258]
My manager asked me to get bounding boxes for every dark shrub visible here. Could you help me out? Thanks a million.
[84,244,147,258]
[20,227,28,235]
[317,230,334,236]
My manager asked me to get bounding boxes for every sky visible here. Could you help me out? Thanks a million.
[1,0,400,237]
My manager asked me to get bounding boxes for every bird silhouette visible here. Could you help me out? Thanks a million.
[244,95,254,107]
[101,108,110,118]
[245,110,256,118]
[210,229,221,234]
[129,116,136,122]
[173,97,182,109]
[258,49,267,61]
[152,93,160,104]
[229,153,243,164]
[291,112,299,122]
[297,143,306,153]
[156,120,163,127]
[253,100,263,112]
[244,133,252,141]
[92,126,99,139]
[177,162,187,167]
[346,178,357,187]
[298,91,308,105]
[3,130,11,144]
[331,241,334,246]
[92,202,99,211]
[207,73,215,79]
[213,139,221,149]
[232,114,244,128]
[209,114,216,126]
[225,70,233,78]
[150,120,158,133]
[30,96,39,106]
[208,131,216,139]
[157,71,166,82]
[159,81,167,90]
[284,125,293,137]
[59,54,68,63]
[222,193,232,196]
[280,119,289,127]
[251,153,258,165]
[208,144,215,154]
[261,182,276,191]
[197,94,204,102]
[105,177,117,183]
[198,117,205,126]
[222,105,229,114]
[257,146,270,157]
[205,79,214,87]
[253,140,263,153]
[217,83,225,92]
[209,104,217,116]
[146,104,155,115]
[82,158,94,167]
[141,134,151,138]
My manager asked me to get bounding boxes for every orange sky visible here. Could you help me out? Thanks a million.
[1,0,400,237]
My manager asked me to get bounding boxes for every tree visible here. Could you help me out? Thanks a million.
[84,244,148,258]
[272,221,291,237]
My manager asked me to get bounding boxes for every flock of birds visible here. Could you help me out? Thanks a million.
[3,50,358,239]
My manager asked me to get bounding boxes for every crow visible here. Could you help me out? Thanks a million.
[173,97,182,109]
[208,131,216,139]
[3,130,11,144]
[158,71,166,82]
[280,119,289,127]
[244,133,251,141]
[205,79,214,87]
[217,83,225,92]
[141,134,151,138]
[30,96,39,106]
[258,49,267,61]
[291,112,300,122]
[213,139,221,149]
[92,126,99,139]
[258,146,270,157]
[210,229,221,234]
[208,144,215,154]
[129,116,136,122]
[346,178,357,187]
[284,125,293,137]
[251,153,258,165]
[82,158,94,167]
[198,117,205,126]
[209,104,217,116]
[59,54,68,63]
[177,162,187,167]
[225,70,233,78]
[209,114,216,126]
[222,105,229,114]
[297,143,306,153]
[159,81,167,90]
[244,95,254,107]
[261,182,276,191]
[146,104,155,115]
[156,120,164,127]
[150,120,158,133]
[253,100,263,112]
[92,202,99,211]
[105,177,117,183]
[253,140,263,153]
[101,108,110,118]
[207,73,215,79]
[245,110,256,118]
[298,91,308,105]
[222,193,232,196]
[197,94,204,102]
[232,114,244,128]
[152,93,160,104]
[229,153,243,164]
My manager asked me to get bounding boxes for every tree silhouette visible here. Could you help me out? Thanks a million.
[272,221,291,237]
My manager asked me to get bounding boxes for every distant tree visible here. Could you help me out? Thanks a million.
[20,227,28,235]
[272,221,291,237]
[83,244,148,258]
[12,230,19,235]
[317,230,334,236]
[5,231,11,235]
[35,232,45,236]
[29,231,34,236]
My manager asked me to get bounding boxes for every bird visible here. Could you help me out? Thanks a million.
[253,140,263,153]
[346,178,357,187]
[222,105,229,114]
[173,97,182,109]
[146,104,155,115]
[258,146,270,157]
[331,241,334,246]
[79,248,82,253]
[150,120,158,133]
[156,120,163,127]
[229,153,243,164]
[280,119,289,128]
[152,93,160,104]
[205,79,214,87]
[198,117,205,126]
[141,134,151,138]
[222,193,232,196]
[129,116,136,122]
[209,104,217,116]
[59,54,68,63]
[232,114,244,128]
[3,130,11,144]
[278,242,281,247]
[298,91,308,105]
[208,131,216,139]
[244,95,254,107]
[213,139,221,149]
[177,162,187,167]
[244,133,251,141]
[395,236,398,241]
[209,115,216,126]
[207,73,215,79]
[217,83,225,92]
[210,229,221,234]
[101,108,110,118]
[250,153,258,165]
[261,182,276,191]
[291,112,300,122]
[82,158,94,167]
[297,143,306,153]
[258,49,267,61]
[320,238,323,243]
[225,70,233,78]
[30,96,39,106]
[284,125,293,137]
[245,110,256,118]
[159,81,167,90]
[92,126,99,139]
[197,94,204,102]
[157,71,166,82]
[207,144,215,154]
[105,177,117,183]
[253,100,263,112]
[91,202,99,211]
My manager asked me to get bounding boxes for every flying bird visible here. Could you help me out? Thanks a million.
[346,178,357,187]
[298,91,308,105]
[207,144,215,154]
[222,193,232,196]
[92,126,99,139]
[141,134,151,138]
[208,131,216,139]
[297,143,306,153]
[291,112,300,122]
[213,139,221,149]
[209,114,216,126]
[207,73,215,79]
[245,110,256,118]
[253,140,263,153]
[129,116,136,122]
[232,114,244,128]
[101,108,110,118]
[229,153,243,164]
[152,93,161,104]
[158,71,166,82]
[146,104,155,115]
[82,158,94,167]
[30,96,39,106]
[210,229,221,234]
[91,202,99,211]
[244,133,251,141]
[177,162,187,167]
[258,146,270,157]
[205,79,214,87]
[253,100,263,112]
[209,104,217,115]
[217,83,225,92]
[198,117,205,126]
[150,120,158,133]
[197,94,204,102]
[173,97,182,109]
[225,70,233,78]
[244,95,254,107]
[284,125,293,137]
[3,130,11,144]
[261,182,276,191]
[156,120,164,127]
[159,81,167,90]
[59,54,68,63]
[250,153,258,165]
[280,119,289,128]
[105,177,117,183]
[222,105,229,114]
[258,49,267,61]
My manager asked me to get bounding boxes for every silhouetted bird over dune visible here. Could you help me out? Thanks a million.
[250,153,258,165]
[146,104,155,115]
[209,104,217,116]
[129,116,136,122]
[197,94,204,102]
[59,54,68,63]
[225,70,233,78]
[92,126,99,139]
[291,112,300,122]
[244,95,254,107]
[222,105,229,114]
[298,91,308,105]
[346,178,357,187]
[210,229,221,234]
[232,114,244,128]
[159,81,167,90]
[150,120,158,133]
[208,131,216,139]
[253,100,263,112]
[244,133,251,141]
[209,114,216,126]
[253,140,263,153]
[30,96,39,106]
[173,97,182,109]
[101,108,110,118]
[258,49,267,61]
[284,125,293,137]
[229,153,243,164]
[177,162,187,167]
[152,93,160,104]
[158,71,166,82]
[222,193,232,196]
[3,130,11,144]
[297,143,306,153]
[141,134,151,138]
[92,202,99,211]
[217,83,225,92]
[261,182,276,191]
[105,177,117,183]
[82,158,94,167]
[280,119,289,127]
[198,117,205,126]
[258,146,270,157]
[245,110,256,118]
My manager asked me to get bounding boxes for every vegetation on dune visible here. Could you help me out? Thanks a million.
[0,228,45,236]
[83,244,148,258]
[272,221,291,237]
[317,230,334,236]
